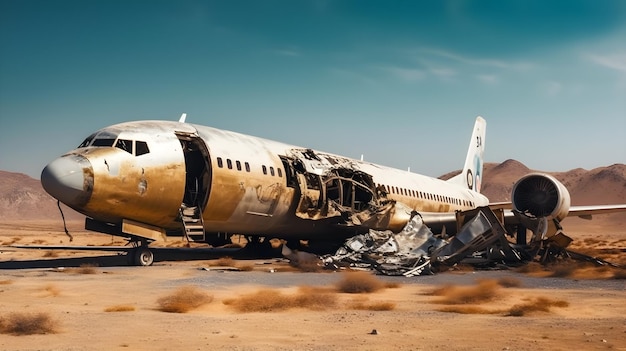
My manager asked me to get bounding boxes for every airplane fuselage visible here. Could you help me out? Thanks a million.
[42,120,489,242]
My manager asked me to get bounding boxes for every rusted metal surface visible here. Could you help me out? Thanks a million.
[67,128,187,228]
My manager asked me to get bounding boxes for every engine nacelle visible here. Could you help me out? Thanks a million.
[511,173,571,221]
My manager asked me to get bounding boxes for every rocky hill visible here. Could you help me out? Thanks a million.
[0,170,83,221]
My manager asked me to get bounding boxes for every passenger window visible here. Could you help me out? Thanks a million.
[135,141,150,156]
[262,165,267,175]
[236,160,242,171]
[245,162,250,172]
[270,167,275,176]
[115,139,133,154]
[227,159,233,169]
[277,168,282,177]
[217,157,223,168]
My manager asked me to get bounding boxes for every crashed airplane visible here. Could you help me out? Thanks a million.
[41,115,626,267]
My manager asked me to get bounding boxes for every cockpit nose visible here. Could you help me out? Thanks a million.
[41,154,94,208]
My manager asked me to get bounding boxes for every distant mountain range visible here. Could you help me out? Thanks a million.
[1,160,625,221]
[440,159,626,205]
[0,170,84,221]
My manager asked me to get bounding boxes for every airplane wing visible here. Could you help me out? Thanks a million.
[565,204,626,219]
[487,203,626,219]
[487,202,512,210]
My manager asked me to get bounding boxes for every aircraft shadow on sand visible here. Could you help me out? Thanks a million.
[0,246,275,269]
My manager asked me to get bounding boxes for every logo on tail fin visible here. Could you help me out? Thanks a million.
[447,116,486,192]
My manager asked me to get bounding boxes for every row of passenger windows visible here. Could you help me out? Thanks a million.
[377,183,475,208]
[216,157,283,178]
[214,157,473,207]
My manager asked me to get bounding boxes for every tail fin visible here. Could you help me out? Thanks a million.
[447,116,486,193]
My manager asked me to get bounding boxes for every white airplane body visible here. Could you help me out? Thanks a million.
[41,116,626,265]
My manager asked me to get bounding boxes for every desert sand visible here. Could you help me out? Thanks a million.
[1,220,625,351]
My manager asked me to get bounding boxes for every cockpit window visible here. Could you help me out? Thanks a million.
[76,129,149,156]
[91,131,118,147]
[78,133,97,148]
[92,138,116,147]
[135,141,150,156]
[115,139,133,154]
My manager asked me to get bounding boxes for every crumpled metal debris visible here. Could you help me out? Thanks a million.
[321,207,524,276]
[282,206,617,276]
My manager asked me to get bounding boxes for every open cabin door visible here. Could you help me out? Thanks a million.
[175,132,211,241]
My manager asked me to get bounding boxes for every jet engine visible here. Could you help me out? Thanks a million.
[511,173,571,221]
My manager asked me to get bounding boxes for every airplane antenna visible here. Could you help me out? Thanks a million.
[179,113,187,123]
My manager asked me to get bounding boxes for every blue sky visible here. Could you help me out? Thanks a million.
[1,0,625,179]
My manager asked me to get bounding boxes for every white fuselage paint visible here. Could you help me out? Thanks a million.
[56,120,490,240]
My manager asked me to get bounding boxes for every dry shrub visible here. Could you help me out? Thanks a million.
[42,284,61,297]
[165,240,188,248]
[497,277,522,288]
[335,271,384,293]
[384,281,401,289]
[0,312,58,335]
[210,257,235,267]
[157,286,213,313]
[291,259,324,273]
[0,279,13,285]
[209,258,255,271]
[293,286,337,310]
[612,268,626,279]
[224,286,337,313]
[547,262,579,278]
[520,260,625,280]
[223,289,287,312]
[237,264,254,272]
[348,297,395,311]
[508,297,569,316]
[544,262,617,279]
[516,262,545,274]
[104,305,136,312]
[450,263,476,272]
[76,265,98,274]
[42,251,59,258]
[429,279,501,304]
[437,306,498,314]
[62,264,98,274]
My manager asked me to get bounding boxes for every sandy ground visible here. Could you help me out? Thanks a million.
[0,220,625,351]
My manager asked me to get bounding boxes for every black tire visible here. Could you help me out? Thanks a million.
[134,247,154,266]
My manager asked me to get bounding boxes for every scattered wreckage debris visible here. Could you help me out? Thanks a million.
[282,206,620,277]
[280,147,622,276]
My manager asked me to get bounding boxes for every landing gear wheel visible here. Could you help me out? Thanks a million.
[133,247,154,266]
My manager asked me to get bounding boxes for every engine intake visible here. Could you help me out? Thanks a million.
[511,173,571,220]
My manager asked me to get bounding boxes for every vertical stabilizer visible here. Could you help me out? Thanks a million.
[447,116,486,193]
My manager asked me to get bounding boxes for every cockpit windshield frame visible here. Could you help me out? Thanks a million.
[77,130,150,156]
